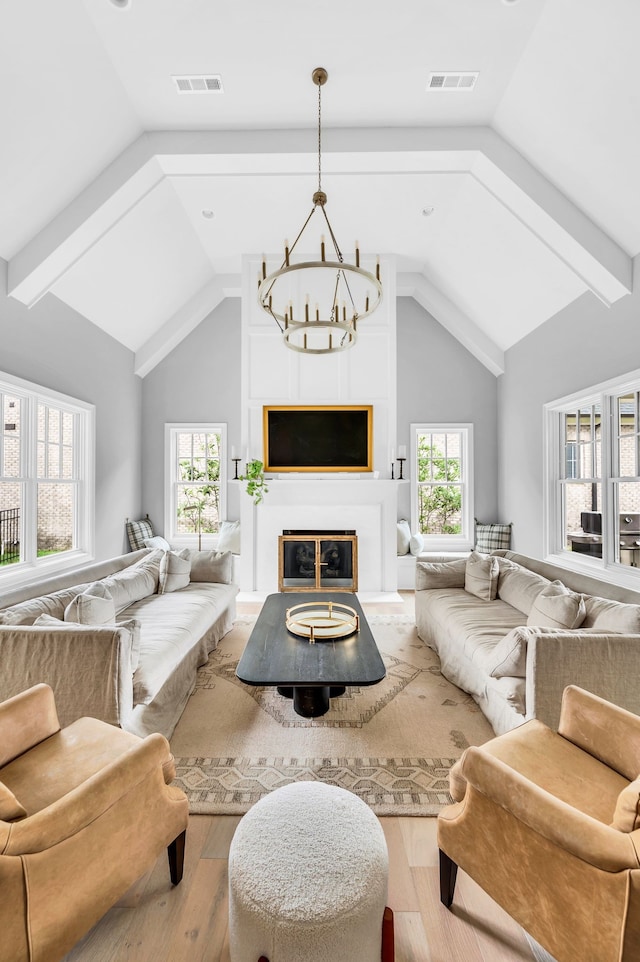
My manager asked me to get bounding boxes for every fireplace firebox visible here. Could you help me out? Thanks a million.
[278,530,358,592]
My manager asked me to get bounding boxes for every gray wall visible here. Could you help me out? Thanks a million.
[141,297,241,534]
[0,259,142,559]
[396,296,499,525]
[498,254,640,558]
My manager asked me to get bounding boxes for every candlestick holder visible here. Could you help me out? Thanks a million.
[391,462,395,480]
[232,458,241,480]
[397,458,406,480]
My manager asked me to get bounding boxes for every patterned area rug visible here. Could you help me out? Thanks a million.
[170,614,494,815]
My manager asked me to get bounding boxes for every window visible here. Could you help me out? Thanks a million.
[545,369,640,583]
[410,423,474,550]
[0,371,94,584]
[165,424,226,545]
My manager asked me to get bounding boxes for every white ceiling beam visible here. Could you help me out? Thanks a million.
[398,272,505,377]
[8,134,164,307]
[134,274,240,378]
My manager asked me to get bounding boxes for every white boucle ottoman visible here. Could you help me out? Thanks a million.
[228,782,390,962]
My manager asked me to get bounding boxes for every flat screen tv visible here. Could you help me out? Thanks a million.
[263,405,373,473]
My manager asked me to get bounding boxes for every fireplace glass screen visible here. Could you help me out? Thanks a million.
[278,531,357,592]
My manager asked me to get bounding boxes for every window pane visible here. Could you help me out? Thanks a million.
[47,444,60,478]
[564,412,577,443]
[617,483,640,565]
[563,482,601,554]
[62,444,73,479]
[48,407,60,442]
[618,394,635,436]
[418,484,462,535]
[176,484,220,534]
[3,437,20,478]
[619,436,636,476]
[37,483,74,555]
[0,483,21,566]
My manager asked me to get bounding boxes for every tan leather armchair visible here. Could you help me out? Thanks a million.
[438,685,640,962]
[0,683,189,962]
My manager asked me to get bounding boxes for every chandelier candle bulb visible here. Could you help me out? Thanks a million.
[321,235,326,261]
[355,243,360,267]
[376,257,381,281]
[284,243,290,267]
[262,258,267,279]
[316,304,320,321]
[305,298,309,322]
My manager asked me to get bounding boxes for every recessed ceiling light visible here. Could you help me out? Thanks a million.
[109,0,131,8]
[201,209,215,219]
[422,207,435,217]
[502,0,521,4]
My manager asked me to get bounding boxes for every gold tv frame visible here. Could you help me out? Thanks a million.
[263,404,373,473]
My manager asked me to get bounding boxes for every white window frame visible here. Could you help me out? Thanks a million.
[410,422,474,552]
[544,366,640,588]
[0,370,95,589]
[164,422,227,548]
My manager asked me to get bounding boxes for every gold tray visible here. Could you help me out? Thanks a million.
[285,601,360,643]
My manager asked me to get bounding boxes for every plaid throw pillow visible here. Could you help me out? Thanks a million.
[475,520,512,553]
[126,516,154,551]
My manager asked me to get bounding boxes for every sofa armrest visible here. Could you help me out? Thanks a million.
[0,623,134,730]
[0,684,60,767]
[4,732,181,855]
[456,746,640,873]
[524,631,640,735]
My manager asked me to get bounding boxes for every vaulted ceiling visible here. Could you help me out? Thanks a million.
[2,0,638,376]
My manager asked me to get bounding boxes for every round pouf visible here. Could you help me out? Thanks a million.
[228,782,389,962]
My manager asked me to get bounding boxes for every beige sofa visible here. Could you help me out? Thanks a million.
[416,550,640,734]
[0,547,238,738]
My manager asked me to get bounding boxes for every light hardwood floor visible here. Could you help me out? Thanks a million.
[64,592,544,962]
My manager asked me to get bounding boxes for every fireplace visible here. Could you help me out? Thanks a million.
[278,530,358,592]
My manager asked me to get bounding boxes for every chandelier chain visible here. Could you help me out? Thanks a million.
[318,79,322,195]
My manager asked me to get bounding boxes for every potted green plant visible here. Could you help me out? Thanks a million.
[240,459,269,505]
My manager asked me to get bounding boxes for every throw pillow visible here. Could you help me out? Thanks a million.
[483,626,530,678]
[101,552,162,611]
[143,535,171,551]
[583,596,640,634]
[409,531,425,556]
[475,520,512,553]
[188,549,233,585]
[158,549,191,594]
[397,520,411,556]
[527,581,586,630]
[611,776,640,832]
[496,558,551,616]
[217,520,241,555]
[415,558,467,590]
[465,550,499,601]
[125,515,154,551]
[0,780,27,822]
[64,582,116,625]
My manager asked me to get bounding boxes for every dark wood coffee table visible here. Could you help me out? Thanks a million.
[236,592,386,717]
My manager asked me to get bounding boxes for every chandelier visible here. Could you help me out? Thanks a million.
[258,67,383,355]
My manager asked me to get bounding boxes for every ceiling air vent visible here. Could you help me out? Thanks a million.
[172,75,224,94]
[427,72,479,91]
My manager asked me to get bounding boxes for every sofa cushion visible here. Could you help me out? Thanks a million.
[158,549,191,594]
[144,535,171,551]
[475,520,512,553]
[416,558,467,590]
[483,625,529,678]
[527,581,586,630]
[101,551,162,612]
[397,520,411,556]
[611,776,640,832]
[125,516,154,551]
[583,596,640,633]
[0,585,91,626]
[465,551,499,601]
[217,520,241,555]
[0,781,27,821]
[64,583,116,625]
[496,558,551,616]
[188,549,234,585]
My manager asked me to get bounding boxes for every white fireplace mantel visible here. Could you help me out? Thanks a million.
[237,478,399,596]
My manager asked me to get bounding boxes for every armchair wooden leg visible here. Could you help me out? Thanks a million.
[168,829,186,885]
[382,905,395,962]
[439,849,458,908]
